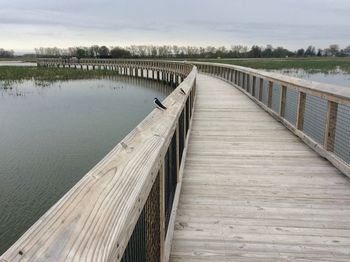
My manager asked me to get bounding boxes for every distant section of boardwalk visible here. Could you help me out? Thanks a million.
[170,74,350,261]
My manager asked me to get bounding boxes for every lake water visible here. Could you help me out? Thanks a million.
[268,68,350,87]
[0,76,172,254]
[0,61,37,67]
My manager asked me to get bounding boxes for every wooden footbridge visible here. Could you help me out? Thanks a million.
[1,59,350,261]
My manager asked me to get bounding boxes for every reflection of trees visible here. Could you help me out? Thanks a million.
[0,75,172,98]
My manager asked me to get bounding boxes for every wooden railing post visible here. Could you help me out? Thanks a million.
[279,85,287,117]
[296,92,306,130]
[324,101,338,152]
[267,81,273,108]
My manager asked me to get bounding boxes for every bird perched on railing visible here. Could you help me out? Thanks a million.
[154,98,167,110]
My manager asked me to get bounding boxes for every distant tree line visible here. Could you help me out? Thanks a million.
[0,48,15,57]
[34,44,350,59]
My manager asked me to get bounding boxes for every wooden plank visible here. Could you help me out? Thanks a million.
[170,74,350,262]
[324,101,338,152]
[296,92,306,130]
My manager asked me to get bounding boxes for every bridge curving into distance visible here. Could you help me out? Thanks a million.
[1,59,350,261]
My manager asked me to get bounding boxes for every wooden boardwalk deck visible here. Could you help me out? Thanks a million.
[170,74,350,261]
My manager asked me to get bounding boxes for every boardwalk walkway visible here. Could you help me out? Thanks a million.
[170,74,350,261]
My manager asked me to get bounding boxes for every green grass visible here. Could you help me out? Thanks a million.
[196,57,350,73]
[0,66,119,81]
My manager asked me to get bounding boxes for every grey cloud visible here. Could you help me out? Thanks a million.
[1,0,350,51]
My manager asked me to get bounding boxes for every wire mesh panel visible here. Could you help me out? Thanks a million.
[186,98,190,136]
[248,75,254,95]
[284,88,298,125]
[236,72,240,86]
[261,79,268,105]
[271,83,281,113]
[242,73,246,90]
[179,111,184,163]
[189,91,192,119]
[121,174,160,262]
[253,77,259,99]
[245,74,250,92]
[334,104,350,163]
[303,94,328,145]
[121,209,146,262]
[164,133,177,234]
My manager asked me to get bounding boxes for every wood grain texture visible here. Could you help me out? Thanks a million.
[170,74,350,262]
[0,66,197,262]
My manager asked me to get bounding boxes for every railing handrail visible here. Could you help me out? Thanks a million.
[1,61,197,261]
[194,61,350,178]
[193,61,350,105]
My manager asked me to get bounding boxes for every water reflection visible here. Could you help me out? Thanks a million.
[0,76,172,254]
[0,61,37,67]
[267,68,350,87]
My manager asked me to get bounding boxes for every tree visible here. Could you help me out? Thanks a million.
[98,46,110,58]
[273,47,291,57]
[327,44,339,56]
[75,48,87,59]
[304,46,316,56]
[262,45,273,57]
[296,48,305,56]
[0,48,14,57]
[343,46,350,56]
[89,45,100,58]
[110,47,131,58]
[249,45,262,58]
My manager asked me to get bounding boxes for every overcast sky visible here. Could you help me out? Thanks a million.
[1,0,349,53]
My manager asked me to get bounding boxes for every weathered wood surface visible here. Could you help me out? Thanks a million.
[170,74,350,261]
[0,68,197,262]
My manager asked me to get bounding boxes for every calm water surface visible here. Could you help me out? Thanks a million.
[0,76,172,253]
[268,68,350,87]
[0,61,36,67]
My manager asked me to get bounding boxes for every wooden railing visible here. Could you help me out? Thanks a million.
[37,58,192,86]
[0,60,197,262]
[194,62,350,177]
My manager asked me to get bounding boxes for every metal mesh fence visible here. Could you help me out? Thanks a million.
[271,83,281,113]
[334,104,350,163]
[261,79,268,105]
[254,77,259,99]
[179,111,184,163]
[303,94,328,145]
[121,174,160,262]
[186,98,190,136]
[164,132,177,234]
[248,75,254,95]
[284,88,298,126]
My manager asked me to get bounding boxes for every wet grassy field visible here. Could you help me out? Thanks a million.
[196,57,350,73]
[0,66,118,81]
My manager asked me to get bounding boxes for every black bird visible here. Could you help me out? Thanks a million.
[180,88,186,95]
[154,98,167,110]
